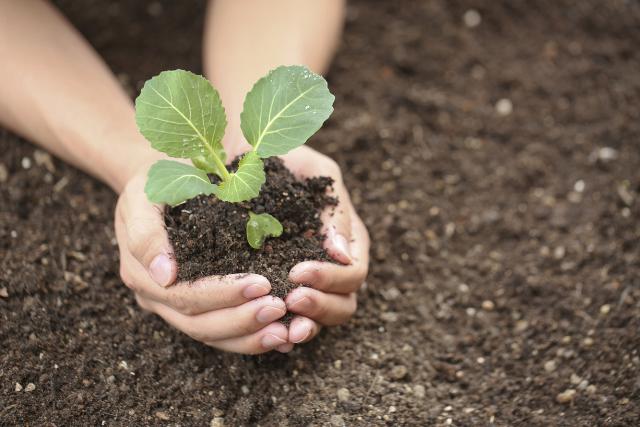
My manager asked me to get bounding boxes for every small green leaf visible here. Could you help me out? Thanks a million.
[145,160,217,206]
[240,65,334,157]
[246,212,283,249]
[135,70,228,167]
[214,151,266,203]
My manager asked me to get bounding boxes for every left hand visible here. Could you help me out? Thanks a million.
[280,146,370,346]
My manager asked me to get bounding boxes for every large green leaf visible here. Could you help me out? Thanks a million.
[145,160,217,206]
[240,65,334,157]
[135,70,227,165]
[246,212,283,249]
[214,151,265,203]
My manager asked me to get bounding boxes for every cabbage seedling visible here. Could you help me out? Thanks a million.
[135,66,334,249]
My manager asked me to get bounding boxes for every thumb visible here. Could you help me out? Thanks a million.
[118,185,177,287]
[322,182,353,265]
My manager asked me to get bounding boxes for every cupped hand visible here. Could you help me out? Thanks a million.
[281,146,370,346]
[114,167,294,354]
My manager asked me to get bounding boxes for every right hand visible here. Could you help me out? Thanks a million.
[114,167,293,354]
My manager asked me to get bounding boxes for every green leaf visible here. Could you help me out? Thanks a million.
[246,212,283,249]
[135,70,228,169]
[214,151,266,203]
[145,160,217,206]
[240,65,334,157]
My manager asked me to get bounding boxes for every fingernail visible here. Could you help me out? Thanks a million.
[286,296,312,312]
[149,254,173,287]
[331,232,352,264]
[290,323,311,343]
[243,283,271,299]
[261,334,287,349]
[256,305,286,323]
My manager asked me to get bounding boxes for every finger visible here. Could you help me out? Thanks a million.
[205,322,290,355]
[275,343,295,353]
[287,316,322,343]
[280,148,353,264]
[289,210,369,293]
[119,242,271,314]
[139,295,287,342]
[117,184,176,287]
[322,178,353,265]
[285,287,357,326]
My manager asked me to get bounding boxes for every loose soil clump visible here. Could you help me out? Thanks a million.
[166,157,335,300]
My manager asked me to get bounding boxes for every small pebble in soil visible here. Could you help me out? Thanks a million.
[390,365,408,380]
[570,373,582,385]
[556,389,576,403]
[34,150,55,172]
[210,417,225,427]
[574,180,585,193]
[381,312,399,322]
[25,383,36,392]
[414,385,426,398]
[21,157,32,169]
[495,98,513,116]
[589,146,618,163]
[600,304,611,315]
[582,337,594,347]
[0,287,8,298]
[463,9,482,28]
[544,360,557,373]
[481,300,495,311]
[241,385,250,395]
[330,415,346,427]
[15,383,22,392]
[586,385,597,395]
[337,387,350,402]
[514,320,528,333]
[155,411,170,421]
[578,380,589,390]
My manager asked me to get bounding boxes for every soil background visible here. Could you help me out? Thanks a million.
[1,0,639,425]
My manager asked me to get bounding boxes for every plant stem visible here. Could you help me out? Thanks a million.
[206,145,232,181]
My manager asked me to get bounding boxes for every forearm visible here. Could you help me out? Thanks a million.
[204,0,345,155]
[0,0,159,193]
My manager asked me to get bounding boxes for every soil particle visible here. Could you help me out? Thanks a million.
[337,387,350,402]
[155,411,170,421]
[556,389,577,404]
[389,365,408,381]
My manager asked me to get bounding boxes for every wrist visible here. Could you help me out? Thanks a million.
[97,125,166,194]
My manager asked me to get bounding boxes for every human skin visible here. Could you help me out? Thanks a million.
[0,0,369,354]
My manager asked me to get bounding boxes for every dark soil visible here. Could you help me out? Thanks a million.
[1,0,640,425]
[167,157,335,300]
